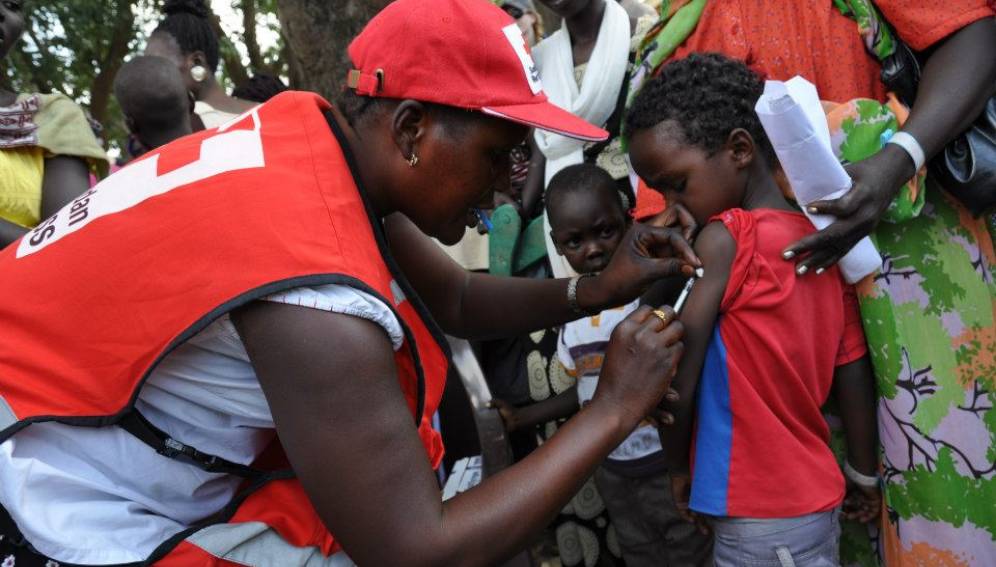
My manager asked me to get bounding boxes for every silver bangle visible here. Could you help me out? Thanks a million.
[843,461,879,489]
[887,131,926,172]
[566,274,594,315]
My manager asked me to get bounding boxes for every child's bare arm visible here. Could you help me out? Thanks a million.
[833,356,882,523]
[658,221,735,474]
[833,356,878,476]
[492,386,580,433]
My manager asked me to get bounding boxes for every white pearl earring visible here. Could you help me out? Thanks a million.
[190,65,208,83]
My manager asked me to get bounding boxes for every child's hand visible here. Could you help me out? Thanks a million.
[488,398,522,433]
[670,473,710,535]
[842,483,881,523]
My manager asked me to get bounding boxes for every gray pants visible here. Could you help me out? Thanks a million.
[594,466,713,567]
[709,508,841,567]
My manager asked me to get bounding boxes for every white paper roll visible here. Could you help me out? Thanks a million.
[755,76,881,283]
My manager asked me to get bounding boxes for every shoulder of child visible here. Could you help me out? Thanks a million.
[694,220,736,277]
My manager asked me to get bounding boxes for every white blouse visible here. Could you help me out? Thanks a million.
[0,284,400,564]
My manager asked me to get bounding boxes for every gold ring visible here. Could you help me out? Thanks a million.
[652,309,670,329]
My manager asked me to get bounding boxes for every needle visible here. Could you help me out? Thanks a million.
[673,268,704,314]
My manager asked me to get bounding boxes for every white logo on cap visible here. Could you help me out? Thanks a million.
[502,24,542,95]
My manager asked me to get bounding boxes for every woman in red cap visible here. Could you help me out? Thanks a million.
[0,1,698,565]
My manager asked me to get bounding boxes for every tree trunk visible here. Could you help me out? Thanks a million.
[241,0,267,73]
[88,0,135,126]
[210,11,251,87]
[275,0,388,99]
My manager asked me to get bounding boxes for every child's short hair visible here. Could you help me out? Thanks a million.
[545,164,626,218]
[625,52,776,165]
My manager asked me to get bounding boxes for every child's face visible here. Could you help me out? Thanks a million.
[629,122,745,227]
[549,187,629,274]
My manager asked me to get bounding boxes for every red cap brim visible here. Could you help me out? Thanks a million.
[482,101,608,142]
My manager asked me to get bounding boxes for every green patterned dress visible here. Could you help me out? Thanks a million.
[826,96,996,566]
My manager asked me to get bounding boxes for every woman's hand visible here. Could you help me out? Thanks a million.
[592,305,685,428]
[782,145,915,273]
[582,223,701,311]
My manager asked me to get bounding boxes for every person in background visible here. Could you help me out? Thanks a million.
[501,0,544,48]
[0,0,108,248]
[497,163,714,566]
[232,73,290,104]
[497,0,544,215]
[145,0,255,129]
[629,54,881,566]
[626,3,996,564]
[525,0,654,278]
[114,56,195,156]
[619,0,656,21]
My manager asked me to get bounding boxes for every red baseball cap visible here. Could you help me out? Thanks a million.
[347,0,608,142]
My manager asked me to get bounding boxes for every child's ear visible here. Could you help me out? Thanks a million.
[549,231,565,255]
[726,128,755,169]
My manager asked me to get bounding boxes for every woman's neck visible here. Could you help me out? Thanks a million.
[740,162,795,213]
[198,81,253,114]
[565,0,606,47]
[327,105,395,219]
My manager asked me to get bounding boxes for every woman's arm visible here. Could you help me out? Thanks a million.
[385,213,699,340]
[786,17,996,271]
[0,218,27,248]
[0,155,90,248]
[232,299,684,567]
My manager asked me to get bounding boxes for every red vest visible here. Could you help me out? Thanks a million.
[0,92,448,564]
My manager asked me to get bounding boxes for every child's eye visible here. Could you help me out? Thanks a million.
[565,239,581,249]
[600,227,616,239]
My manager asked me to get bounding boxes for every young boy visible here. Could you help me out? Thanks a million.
[496,163,714,567]
[626,53,881,566]
[114,55,197,156]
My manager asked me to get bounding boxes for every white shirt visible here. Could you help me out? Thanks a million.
[0,284,401,565]
[194,100,246,129]
[558,300,663,462]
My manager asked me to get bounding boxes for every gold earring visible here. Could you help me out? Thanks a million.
[408,153,419,167]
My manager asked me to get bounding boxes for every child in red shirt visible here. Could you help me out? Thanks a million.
[627,53,881,566]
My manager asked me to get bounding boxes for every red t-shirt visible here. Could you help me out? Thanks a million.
[689,209,867,518]
[632,0,996,220]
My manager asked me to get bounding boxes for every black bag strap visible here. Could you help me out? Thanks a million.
[118,410,265,479]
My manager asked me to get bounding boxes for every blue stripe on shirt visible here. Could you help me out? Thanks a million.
[690,323,733,516]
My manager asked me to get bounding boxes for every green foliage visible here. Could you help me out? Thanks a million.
[3,0,160,156]
[2,0,286,159]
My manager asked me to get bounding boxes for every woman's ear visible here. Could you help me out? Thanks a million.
[391,100,429,164]
[726,128,756,169]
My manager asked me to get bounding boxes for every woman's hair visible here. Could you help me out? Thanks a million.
[232,73,289,103]
[335,89,476,138]
[625,52,775,164]
[154,0,220,73]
